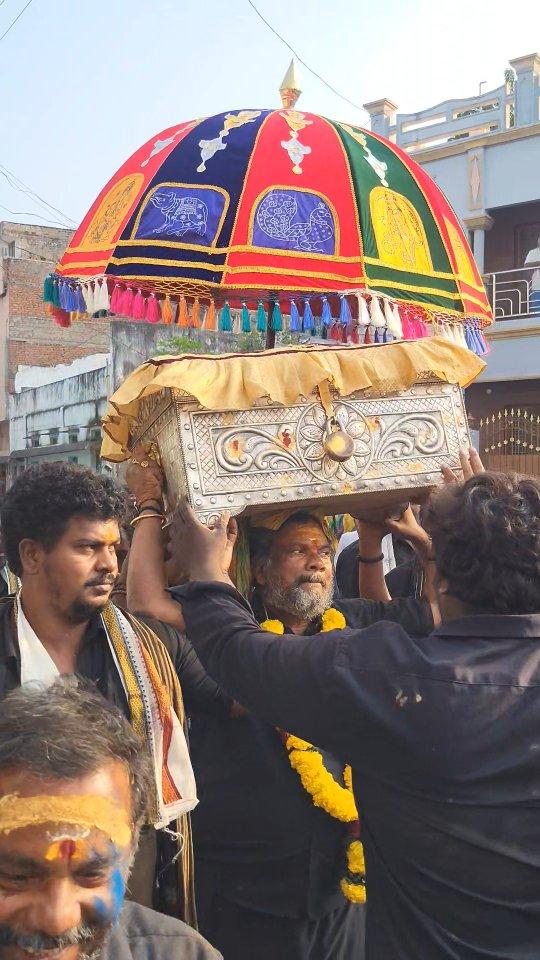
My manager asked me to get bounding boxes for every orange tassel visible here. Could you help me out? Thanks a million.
[161,295,173,325]
[190,297,200,328]
[177,296,188,327]
[205,300,216,331]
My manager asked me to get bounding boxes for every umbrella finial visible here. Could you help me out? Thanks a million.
[279,59,301,109]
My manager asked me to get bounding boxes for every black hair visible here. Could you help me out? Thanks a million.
[1,461,126,576]
[424,471,540,615]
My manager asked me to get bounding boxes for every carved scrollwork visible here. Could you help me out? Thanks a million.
[297,402,373,481]
[374,414,445,460]
[214,426,303,474]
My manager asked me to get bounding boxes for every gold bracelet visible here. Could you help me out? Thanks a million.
[130,511,164,527]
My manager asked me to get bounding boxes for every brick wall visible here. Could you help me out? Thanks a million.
[0,222,111,390]
[7,316,110,391]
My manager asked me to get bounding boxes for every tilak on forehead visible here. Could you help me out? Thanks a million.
[0,794,132,849]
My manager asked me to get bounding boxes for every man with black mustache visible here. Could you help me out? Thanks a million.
[0,680,220,960]
[0,462,227,927]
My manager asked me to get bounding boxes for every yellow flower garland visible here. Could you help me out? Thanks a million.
[260,608,366,905]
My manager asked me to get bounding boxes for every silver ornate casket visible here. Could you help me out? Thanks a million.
[129,379,470,524]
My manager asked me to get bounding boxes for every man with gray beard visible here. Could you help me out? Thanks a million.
[125,457,435,960]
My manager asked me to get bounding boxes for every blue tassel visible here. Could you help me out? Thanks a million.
[303,300,314,331]
[76,285,86,313]
[464,324,476,352]
[219,302,232,332]
[59,281,69,311]
[477,328,489,356]
[289,300,301,332]
[43,274,54,303]
[271,301,283,332]
[241,302,251,332]
[321,296,332,327]
[68,285,78,312]
[339,295,352,326]
[256,300,266,332]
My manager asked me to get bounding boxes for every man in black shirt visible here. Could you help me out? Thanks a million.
[169,451,540,960]
[126,457,434,960]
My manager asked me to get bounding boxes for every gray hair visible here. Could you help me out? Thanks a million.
[0,679,154,833]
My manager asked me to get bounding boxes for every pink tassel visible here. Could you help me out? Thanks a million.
[121,287,134,316]
[350,325,360,344]
[145,293,161,324]
[110,283,122,313]
[133,289,145,320]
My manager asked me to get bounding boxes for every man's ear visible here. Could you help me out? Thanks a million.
[253,557,268,588]
[18,539,44,576]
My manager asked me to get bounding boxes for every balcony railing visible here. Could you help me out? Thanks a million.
[482,266,540,321]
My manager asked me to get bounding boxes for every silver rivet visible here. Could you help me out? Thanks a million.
[210,497,216,504]
[245,493,251,499]
[187,443,194,450]
[195,498,202,505]
[314,485,321,492]
[228,495,234,502]
[280,489,287,496]
[296,488,303,495]
[263,492,269,499]
[184,423,190,430]
[193,483,199,490]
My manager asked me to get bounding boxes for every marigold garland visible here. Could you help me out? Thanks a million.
[260,608,366,904]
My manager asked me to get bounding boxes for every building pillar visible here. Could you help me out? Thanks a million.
[463,214,494,274]
[509,53,540,126]
[362,98,398,139]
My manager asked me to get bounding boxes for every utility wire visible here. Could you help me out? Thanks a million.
[0,165,76,226]
[0,202,70,228]
[0,0,35,43]
[246,0,367,116]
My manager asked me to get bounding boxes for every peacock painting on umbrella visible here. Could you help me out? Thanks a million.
[43,64,492,356]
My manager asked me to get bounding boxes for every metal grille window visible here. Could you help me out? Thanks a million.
[49,428,60,445]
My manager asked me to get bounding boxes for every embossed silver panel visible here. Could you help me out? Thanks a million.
[132,382,470,523]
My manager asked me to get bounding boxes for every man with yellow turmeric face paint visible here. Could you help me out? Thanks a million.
[0,680,220,960]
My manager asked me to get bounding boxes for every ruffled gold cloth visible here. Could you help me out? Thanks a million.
[101,339,484,462]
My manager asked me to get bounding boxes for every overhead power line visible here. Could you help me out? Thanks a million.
[0,164,77,226]
[246,0,367,116]
[0,202,71,228]
[0,0,35,44]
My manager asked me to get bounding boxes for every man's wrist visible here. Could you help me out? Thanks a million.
[187,567,232,585]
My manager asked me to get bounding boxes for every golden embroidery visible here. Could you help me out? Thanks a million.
[78,174,144,248]
[370,187,433,273]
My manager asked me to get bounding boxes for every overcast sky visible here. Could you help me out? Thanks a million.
[2,0,537,230]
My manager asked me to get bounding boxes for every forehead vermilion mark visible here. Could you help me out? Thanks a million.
[45,838,88,861]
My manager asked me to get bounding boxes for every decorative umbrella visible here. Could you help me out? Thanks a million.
[44,66,492,354]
